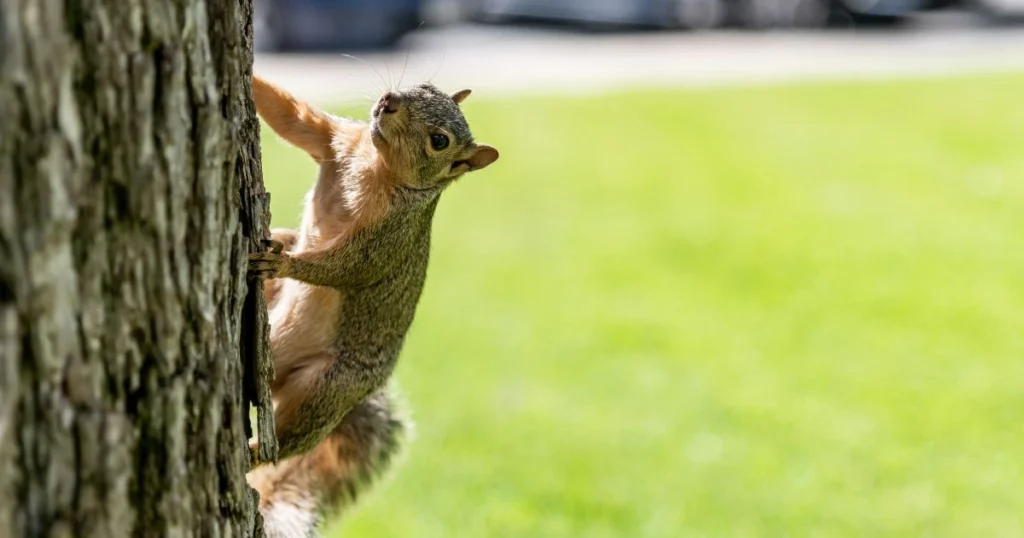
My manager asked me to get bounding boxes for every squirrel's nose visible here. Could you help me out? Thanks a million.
[379,92,400,114]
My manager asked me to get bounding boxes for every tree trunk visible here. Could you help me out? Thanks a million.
[0,1,276,536]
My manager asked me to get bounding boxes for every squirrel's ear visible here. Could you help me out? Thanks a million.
[450,144,498,176]
[451,89,472,105]
[465,144,499,172]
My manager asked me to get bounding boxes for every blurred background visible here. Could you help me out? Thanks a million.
[254,2,1024,537]
[253,0,1024,52]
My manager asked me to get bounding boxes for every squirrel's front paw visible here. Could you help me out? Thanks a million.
[262,237,285,254]
[249,249,291,280]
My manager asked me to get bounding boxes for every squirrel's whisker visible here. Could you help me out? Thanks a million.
[340,53,389,96]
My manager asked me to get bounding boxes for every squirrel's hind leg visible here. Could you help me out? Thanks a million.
[257,355,381,462]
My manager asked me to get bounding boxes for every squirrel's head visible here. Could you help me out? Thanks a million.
[370,83,499,190]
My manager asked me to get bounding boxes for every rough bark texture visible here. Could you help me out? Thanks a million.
[0,0,275,536]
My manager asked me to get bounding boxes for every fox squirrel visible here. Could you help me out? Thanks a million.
[246,74,499,536]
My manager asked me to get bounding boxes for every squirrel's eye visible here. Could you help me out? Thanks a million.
[430,133,450,151]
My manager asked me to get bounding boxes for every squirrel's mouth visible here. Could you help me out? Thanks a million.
[370,121,392,153]
[370,121,386,143]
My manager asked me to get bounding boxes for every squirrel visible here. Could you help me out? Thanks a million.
[246,74,499,536]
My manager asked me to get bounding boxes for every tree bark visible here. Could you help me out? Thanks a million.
[0,0,275,536]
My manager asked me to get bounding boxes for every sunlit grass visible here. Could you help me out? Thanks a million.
[259,73,1024,537]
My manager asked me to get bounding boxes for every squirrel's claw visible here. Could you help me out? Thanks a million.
[248,237,288,279]
[249,251,289,279]
[262,238,285,254]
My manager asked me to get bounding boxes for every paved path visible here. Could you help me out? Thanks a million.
[254,21,1024,104]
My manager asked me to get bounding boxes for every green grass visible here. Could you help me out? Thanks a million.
[260,74,1024,537]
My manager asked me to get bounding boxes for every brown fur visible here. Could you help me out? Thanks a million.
[247,74,499,536]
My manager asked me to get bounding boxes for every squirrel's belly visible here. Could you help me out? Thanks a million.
[268,281,344,375]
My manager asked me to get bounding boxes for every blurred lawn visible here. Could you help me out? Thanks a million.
[260,74,1024,537]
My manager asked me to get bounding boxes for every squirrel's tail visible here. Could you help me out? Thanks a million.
[250,388,408,538]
